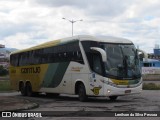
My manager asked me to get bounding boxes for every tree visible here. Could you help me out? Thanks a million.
[0,65,8,76]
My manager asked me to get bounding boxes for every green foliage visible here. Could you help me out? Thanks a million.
[143,83,160,90]
[0,80,11,91]
[0,66,8,76]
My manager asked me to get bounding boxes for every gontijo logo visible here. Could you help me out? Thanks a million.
[21,67,41,74]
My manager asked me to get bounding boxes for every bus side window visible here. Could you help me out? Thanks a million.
[10,55,18,66]
[153,63,155,67]
[92,53,102,75]
[143,63,150,67]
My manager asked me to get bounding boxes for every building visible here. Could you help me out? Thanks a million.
[0,44,9,69]
[148,44,160,60]
[141,44,160,80]
[0,44,5,48]
[154,44,160,55]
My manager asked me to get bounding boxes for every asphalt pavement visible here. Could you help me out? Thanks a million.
[0,92,38,111]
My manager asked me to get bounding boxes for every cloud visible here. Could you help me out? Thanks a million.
[1,32,47,49]
[0,0,160,53]
[29,0,133,17]
[29,0,89,8]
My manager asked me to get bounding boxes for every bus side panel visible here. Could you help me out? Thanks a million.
[41,62,70,87]
[68,61,103,96]
[39,62,71,94]
[9,64,49,92]
[10,66,19,91]
[39,62,93,95]
[72,73,105,96]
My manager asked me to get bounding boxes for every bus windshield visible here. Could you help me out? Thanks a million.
[103,44,141,79]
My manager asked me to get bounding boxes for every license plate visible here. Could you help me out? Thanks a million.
[125,90,131,94]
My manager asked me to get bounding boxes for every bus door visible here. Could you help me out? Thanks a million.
[89,53,104,96]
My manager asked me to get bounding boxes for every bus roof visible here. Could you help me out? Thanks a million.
[11,35,133,54]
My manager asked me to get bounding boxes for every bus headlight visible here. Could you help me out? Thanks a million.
[100,79,117,86]
[107,89,111,93]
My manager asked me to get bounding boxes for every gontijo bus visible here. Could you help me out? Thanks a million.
[10,35,145,101]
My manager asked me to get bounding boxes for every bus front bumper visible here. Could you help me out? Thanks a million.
[104,83,143,97]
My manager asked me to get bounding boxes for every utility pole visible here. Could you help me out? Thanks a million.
[62,18,83,36]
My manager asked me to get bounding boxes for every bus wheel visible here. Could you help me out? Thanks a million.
[19,82,26,96]
[26,82,33,97]
[109,96,118,101]
[78,83,88,102]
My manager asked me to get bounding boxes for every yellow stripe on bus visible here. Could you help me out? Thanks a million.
[111,79,129,85]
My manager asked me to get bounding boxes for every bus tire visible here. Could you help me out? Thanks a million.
[19,82,26,96]
[109,96,118,101]
[26,82,33,97]
[78,83,88,102]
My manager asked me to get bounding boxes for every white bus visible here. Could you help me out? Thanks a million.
[10,35,143,101]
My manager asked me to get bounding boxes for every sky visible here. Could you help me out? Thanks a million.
[0,0,160,53]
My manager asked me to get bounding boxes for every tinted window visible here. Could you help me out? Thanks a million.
[10,40,84,66]
[92,53,103,74]
[82,41,103,75]
[143,63,151,67]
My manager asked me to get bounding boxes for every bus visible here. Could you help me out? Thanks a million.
[142,59,160,68]
[141,59,160,80]
[10,35,144,101]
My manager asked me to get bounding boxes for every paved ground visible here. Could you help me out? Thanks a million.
[0,92,38,111]
[0,90,160,120]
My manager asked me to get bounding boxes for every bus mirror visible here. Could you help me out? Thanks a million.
[137,49,148,62]
[90,47,107,62]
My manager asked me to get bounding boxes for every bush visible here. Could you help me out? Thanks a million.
[0,80,11,91]
[0,66,8,76]
[143,83,160,90]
